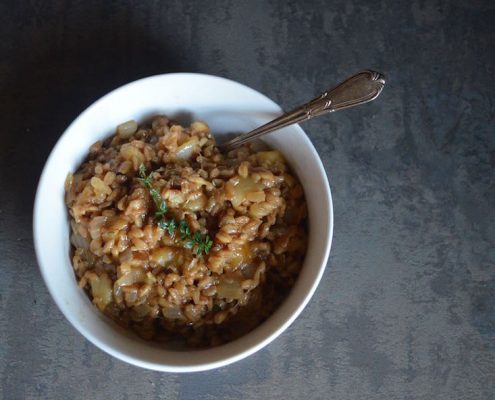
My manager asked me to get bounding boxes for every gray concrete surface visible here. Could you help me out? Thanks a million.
[1,0,494,399]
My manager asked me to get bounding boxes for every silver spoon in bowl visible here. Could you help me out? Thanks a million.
[218,70,385,152]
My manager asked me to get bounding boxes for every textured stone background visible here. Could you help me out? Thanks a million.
[1,0,494,399]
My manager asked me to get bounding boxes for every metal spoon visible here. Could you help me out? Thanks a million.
[219,70,385,152]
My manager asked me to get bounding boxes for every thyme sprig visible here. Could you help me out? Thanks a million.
[138,164,213,255]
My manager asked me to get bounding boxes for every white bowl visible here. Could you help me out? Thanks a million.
[33,73,333,372]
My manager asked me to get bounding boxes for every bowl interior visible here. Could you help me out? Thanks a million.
[33,73,333,372]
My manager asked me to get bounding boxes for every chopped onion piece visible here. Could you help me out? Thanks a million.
[87,272,113,311]
[117,120,138,138]
[176,137,199,160]
[162,304,183,319]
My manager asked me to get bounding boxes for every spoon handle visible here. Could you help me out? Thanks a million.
[220,70,385,151]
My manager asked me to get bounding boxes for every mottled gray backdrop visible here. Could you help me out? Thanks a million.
[0,0,494,399]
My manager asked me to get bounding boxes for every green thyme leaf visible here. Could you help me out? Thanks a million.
[138,163,153,188]
[166,219,176,236]
[149,187,167,219]
[179,220,190,241]
[196,235,213,255]
[157,220,167,230]
[204,237,213,254]
[138,163,147,179]
[158,219,176,236]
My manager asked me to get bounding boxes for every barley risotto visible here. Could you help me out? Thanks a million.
[65,116,307,348]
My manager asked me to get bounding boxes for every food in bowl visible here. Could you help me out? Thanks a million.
[65,115,307,348]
